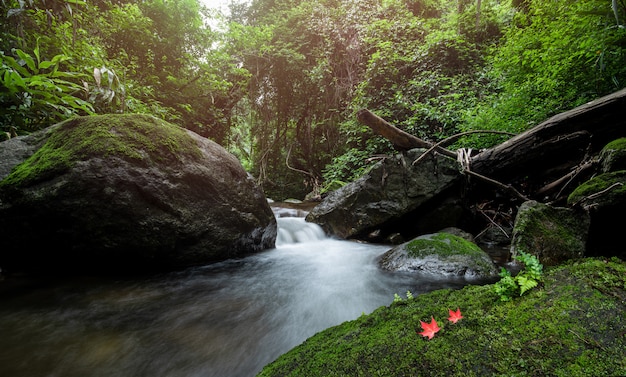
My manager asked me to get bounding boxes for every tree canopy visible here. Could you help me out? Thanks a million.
[2,0,625,199]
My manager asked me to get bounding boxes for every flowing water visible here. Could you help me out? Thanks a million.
[0,208,483,377]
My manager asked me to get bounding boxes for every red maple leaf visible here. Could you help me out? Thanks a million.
[448,308,463,324]
[418,316,440,340]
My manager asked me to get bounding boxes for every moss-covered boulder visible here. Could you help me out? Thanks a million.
[511,200,589,266]
[378,232,498,279]
[568,170,626,259]
[258,258,626,377]
[599,138,626,173]
[0,114,276,274]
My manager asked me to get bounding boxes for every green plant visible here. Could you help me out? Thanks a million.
[392,290,414,303]
[494,251,543,301]
[1,41,94,131]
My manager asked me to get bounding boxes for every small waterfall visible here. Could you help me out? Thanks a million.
[276,217,326,245]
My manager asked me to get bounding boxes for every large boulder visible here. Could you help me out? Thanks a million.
[306,149,463,240]
[510,200,589,266]
[378,232,498,279]
[0,114,277,274]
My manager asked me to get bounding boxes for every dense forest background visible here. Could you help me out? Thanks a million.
[1,0,625,200]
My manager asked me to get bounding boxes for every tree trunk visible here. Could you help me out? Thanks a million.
[357,88,626,199]
[356,109,456,159]
[469,87,626,182]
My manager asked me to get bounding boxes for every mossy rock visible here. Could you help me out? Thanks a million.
[379,232,498,279]
[599,138,626,173]
[258,258,626,377]
[567,171,626,259]
[567,170,626,208]
[511,200,589,266]
[0,114,200,189]
[0,114,276,274]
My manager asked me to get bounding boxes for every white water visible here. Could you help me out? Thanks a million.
[275,216,326,245]
[0,210,475,377]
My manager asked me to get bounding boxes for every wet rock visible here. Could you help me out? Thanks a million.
[379,232,498,279]
[0,114,276,274]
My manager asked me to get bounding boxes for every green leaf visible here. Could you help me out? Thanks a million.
[15,49,37,73]
[9,70,27,90]
[50,54,71,65]
[516,275,539,296]
[34,38,41,67]
[2,54,30,77]
[61,95,95,114]
[38,61,55,70]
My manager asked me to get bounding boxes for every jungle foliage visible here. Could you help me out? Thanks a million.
[2,0,625,199]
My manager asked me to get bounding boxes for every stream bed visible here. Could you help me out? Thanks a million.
[0,212,484,377]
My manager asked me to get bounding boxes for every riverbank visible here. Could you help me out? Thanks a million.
[258,257,626,377]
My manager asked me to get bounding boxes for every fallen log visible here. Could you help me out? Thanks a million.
[356,109,457,159]
[469,88,626,182]
[357,88,626,200]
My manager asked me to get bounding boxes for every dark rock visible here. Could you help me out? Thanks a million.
[567,171,626,259]
[0,125,56,179]
[511,200,589,266]
[306,149,463,240]
[0,114,276,274]
[599,138,626,173]
[378,232,498,279]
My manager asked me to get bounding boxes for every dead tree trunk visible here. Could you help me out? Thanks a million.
[356,109,457,159]
[470,87,626,181]
[356,88,626,200]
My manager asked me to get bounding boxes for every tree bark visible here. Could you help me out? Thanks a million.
[357,87,626,199]
[356,109,457,159]
[469,87,626,181]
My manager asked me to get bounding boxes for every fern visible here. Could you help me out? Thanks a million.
[516,275,539,296]
[494,252,543,301]
[494,269,518,302]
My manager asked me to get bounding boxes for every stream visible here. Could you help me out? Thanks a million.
[0,207,485,377]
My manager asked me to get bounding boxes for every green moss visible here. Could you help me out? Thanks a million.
[258,258,626,377]
[603,138,626,151]
[513,202,585,260]
[0,114,200,188]
[405,233,484,259]
[567,171,626,205]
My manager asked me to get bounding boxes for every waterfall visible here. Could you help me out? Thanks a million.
[276,217,327,245]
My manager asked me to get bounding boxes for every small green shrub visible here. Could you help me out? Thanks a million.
[494,251,543,301]
[1,42,95,131]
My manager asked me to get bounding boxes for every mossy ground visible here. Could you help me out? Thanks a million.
[0,114,200,188]
[258,258,626,377]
